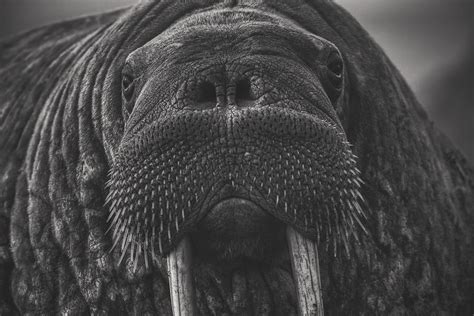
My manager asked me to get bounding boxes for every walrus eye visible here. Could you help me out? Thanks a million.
[122,73,135,102]
[327,51,343,87]
[324,51,344,102]
[121,63,136,115]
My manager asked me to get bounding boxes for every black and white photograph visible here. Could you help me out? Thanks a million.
[0,0,473,314]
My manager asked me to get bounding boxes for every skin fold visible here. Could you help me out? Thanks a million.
[0,0,472,314]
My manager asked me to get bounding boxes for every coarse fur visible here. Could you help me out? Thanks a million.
[0,0,473,315]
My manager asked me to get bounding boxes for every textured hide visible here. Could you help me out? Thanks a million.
[0,0,473,314]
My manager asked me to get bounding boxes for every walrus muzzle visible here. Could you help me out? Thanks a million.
[106,8,366,315]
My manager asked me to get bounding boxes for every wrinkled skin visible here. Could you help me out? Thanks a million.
[0,0,473,315]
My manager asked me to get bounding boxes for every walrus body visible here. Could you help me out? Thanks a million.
[0,0,473,314]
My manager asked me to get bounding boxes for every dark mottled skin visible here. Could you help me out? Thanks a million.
[0,0,473,315]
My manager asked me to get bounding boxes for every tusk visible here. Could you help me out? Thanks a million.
[167,236,196,315]
[287,226,324,316]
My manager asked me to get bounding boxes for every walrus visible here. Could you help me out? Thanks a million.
[0,0,473,314]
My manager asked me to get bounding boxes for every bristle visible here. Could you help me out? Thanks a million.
[105,122,368,269]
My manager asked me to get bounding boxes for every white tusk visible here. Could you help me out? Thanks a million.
[167,237,196,315]
[287,226,324,316]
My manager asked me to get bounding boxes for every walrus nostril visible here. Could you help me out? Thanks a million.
[235,78,254,103]
[195,81,217,106]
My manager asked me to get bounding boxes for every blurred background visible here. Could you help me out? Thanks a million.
[0,0,473,161]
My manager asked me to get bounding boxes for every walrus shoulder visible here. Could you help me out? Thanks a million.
[0,9,126,162]
[0,8,125,65]
[0,10,126,314]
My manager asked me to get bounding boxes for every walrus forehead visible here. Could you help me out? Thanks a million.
[161,7,310,40]
[129,7,332,67]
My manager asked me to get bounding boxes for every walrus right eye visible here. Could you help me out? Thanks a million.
[122,74,135,100]
[324,50,344,103]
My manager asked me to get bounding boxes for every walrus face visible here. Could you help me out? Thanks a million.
[107,8,365,313]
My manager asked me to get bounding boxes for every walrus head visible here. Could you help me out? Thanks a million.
[105,7,366,314]
[3,0,473,315]
[107,8,365,260]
